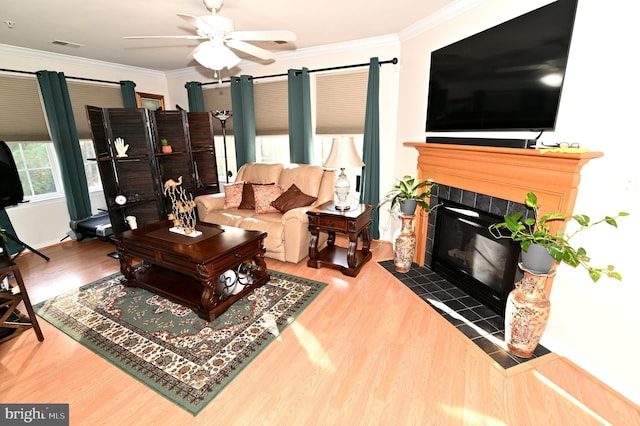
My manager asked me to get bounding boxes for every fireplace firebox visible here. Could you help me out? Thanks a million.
[428,190,525,315]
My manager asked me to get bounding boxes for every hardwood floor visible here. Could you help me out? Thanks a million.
[2,238,639,425]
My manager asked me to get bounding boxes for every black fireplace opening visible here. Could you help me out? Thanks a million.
[431,200,521,315]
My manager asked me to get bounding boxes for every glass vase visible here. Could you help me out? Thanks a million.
[504,265,553,358]
[393,215,416,273]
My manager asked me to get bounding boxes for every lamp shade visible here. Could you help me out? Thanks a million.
[192,39,241,71]
[323,137,364,169]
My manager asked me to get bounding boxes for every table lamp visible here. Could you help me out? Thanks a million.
[322,137,364,211]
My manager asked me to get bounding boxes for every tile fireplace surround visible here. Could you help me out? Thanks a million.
[392,142,603,367]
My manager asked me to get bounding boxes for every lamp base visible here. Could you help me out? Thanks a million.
[334,168,352,212]
[334,204,351,211]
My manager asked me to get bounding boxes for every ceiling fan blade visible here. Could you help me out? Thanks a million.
[123,35,205,40]
[229,30,296,42]
[176,13,205,30]
[225,39,274,60]
[178,13,233,36]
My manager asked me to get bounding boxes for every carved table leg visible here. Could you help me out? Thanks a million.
[308,228,319,264]
[361,226,371,255]
[252,249,268,281]
[347,234,358,268]
[117,249,135,284]
[196,263,218,321]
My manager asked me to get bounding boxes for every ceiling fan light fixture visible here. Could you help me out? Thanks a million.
[193,40,241,71]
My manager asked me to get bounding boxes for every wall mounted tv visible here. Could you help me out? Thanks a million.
[425,0,578,132]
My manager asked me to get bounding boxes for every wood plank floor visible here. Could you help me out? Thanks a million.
[2,238,639,425]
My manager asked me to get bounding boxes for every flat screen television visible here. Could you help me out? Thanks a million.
[425,0,578,132]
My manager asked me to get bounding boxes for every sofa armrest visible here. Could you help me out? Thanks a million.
[281,206,312,224]
[195,193,225,217]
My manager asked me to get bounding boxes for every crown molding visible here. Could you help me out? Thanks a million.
[274,34,400,62]
[399,0,486,42]
[0,43,166,78]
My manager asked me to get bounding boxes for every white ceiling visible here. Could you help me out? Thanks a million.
[0,0,455,72]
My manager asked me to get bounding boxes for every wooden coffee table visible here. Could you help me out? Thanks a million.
[114,221,269,321]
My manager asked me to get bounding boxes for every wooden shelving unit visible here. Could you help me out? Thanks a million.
[86,107,220,235]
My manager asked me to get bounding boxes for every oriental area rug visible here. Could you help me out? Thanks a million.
[33,270,326,415]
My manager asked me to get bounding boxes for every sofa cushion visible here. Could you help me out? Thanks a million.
[253,184,284,214]
[239,182,275,210]
[239,163,284,184]
[271,184,317,213]
[223,182,244,209]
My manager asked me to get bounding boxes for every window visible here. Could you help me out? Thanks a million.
[8,142,63,201]
[213,134,237,183]
[256,136,289,164]
[7,140,102,202]
[79,139,102,191]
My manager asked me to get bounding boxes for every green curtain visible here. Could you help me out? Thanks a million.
[37,71,92,222]
[120,80,137,108]
[0,209,21,256]
[230,75,256,168]
[359,57,381,239]
[185,81,205,112]
[287,68,314,164]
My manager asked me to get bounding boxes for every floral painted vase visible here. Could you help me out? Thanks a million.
[393,215,416,273]
[504,265,553,358]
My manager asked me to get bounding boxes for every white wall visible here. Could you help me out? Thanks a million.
[395,0,640,405]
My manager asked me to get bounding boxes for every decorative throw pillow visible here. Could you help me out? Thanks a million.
[223,182,244,209]
[270,184,317,213]
[253,184,284,214]
[239,182,275,210]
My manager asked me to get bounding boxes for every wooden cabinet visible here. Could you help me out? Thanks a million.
[86,107,220,234]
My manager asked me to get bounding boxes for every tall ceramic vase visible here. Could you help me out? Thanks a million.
[394,215,416,273]
[504,265,553,358]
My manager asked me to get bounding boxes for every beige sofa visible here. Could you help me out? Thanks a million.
[195,163,335,263]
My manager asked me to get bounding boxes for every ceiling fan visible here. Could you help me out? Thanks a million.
[124,0,296,71]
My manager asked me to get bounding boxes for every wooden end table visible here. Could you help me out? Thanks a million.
[114,221,269,321]
[307,201,373,277]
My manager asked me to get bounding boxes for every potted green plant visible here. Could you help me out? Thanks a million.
[378,175,436,216]
[161,138,172,153]
[489,192,629,282]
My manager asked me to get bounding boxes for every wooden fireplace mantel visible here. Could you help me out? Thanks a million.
[404,142,603,266]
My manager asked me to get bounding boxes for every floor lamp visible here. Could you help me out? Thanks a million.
[213,110,233,183]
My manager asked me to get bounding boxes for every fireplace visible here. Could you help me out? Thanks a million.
[405,142,603,298]
[428,190,524,315]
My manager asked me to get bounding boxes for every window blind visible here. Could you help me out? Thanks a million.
[316,70,368,134]
[67,81,123,139]
[0,74,49,141]
[254,79,288,136]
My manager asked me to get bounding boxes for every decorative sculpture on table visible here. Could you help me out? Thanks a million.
[163,176,201,237]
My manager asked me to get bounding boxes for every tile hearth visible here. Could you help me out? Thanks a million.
[380,260,550,369]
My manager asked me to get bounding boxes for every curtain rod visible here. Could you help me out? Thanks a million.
[0,68,120,85]
[200,57,398,86]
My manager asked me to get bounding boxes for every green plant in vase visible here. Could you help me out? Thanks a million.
[489,192,629,282]
[378,175,437,216]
